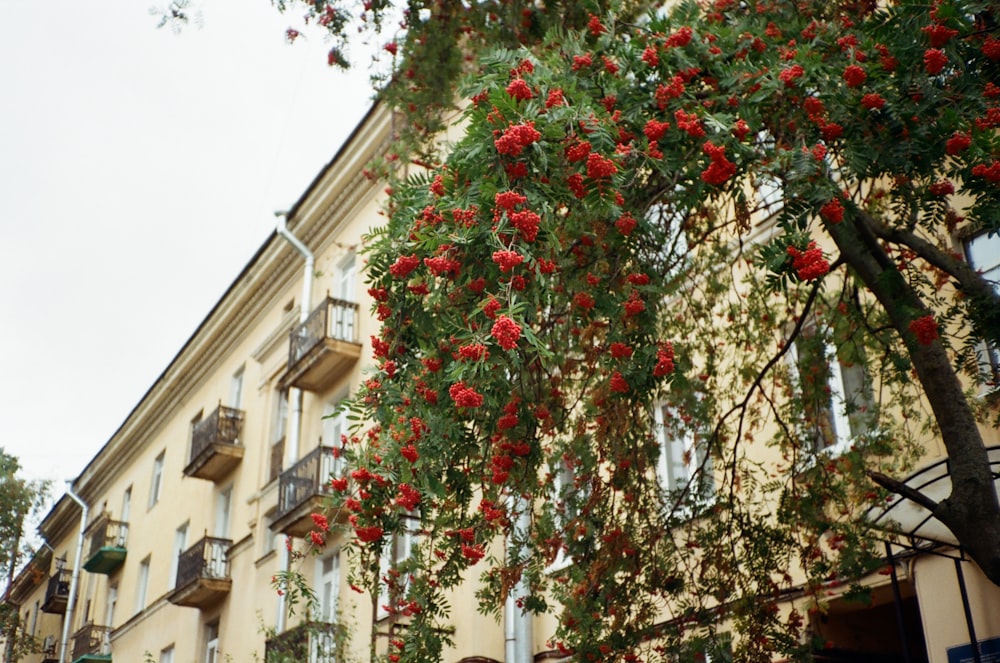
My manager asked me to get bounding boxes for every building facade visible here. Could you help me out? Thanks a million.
[3,94,1000,663]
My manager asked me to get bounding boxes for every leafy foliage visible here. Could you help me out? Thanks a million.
[270,0,1000,660]
[0,448,49,661]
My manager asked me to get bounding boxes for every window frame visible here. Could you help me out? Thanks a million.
[148,451,165,509]
[964,230,1000,388]
[135,555,151,614]
[787,323,873,457]
[653,400,715,514]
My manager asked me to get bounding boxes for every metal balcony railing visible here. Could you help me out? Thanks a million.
[265,621,339,663]
[288,297,360,367]
[70,623,111,661]
[42,568,72,611]
[276,446,339,520]
[87,514,128,558]
[189,405,245,464]
[174,536,232,588]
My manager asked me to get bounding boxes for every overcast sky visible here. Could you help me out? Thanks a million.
[0,0,377,491]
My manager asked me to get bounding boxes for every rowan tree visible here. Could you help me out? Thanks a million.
[0,449,49,662]
[263,0,1000,660]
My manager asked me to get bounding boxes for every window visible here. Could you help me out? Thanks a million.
[215,486,232,539]
[322,392,350,479]
[105,584,117,627]
[135,556,151,613]
[317,551,340,622]
[546,457,591,571]
[30,601,38,636]
[336,252,357,302]
[170,522,189,589]
[654,402,714,509]
[333,252,358,341]
[789,328,873,455]
[376,516,417,620]
[205,623,219,663]
[261,507,279,557]
[269,390,289,483]
[159,645,175,663]
[965,231,1000,384]
[230,365,245,410]
[148,451,165,508]
[121,486,132,523]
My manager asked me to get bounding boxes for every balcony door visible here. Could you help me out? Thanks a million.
[314,552,339,663]
[334,253,357,341]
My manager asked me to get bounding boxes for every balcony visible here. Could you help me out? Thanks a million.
[264,621,341,663]
[70,623,111,663]
[41,567,72,614]
[167,535,232,609]
[83,515,128,575]
[270,446,340,538]
[183,404,245,481]
[281,297,362,392]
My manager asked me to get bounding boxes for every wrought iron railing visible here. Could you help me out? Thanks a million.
[87,514,128,558]
[175,535,232,588]
[189,405,245,464]
[277,446,339,520]
[288,297,360,367]
[71,623,111,661]
[265,621,339,663]
[44,568,72,605]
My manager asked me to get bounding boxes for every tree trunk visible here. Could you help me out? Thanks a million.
[826,214,1000,585]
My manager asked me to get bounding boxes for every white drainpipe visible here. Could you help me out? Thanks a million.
[274,212,315,633]
[61,485,89,663]
[505,495,533,663]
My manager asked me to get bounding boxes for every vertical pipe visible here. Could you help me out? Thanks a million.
[274,212,314,634]
[954,558,982,663]
[884,543,912,663]
[61,487,89,663]
[505,495,533,663]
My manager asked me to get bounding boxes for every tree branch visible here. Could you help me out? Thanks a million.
[867,470,939,513]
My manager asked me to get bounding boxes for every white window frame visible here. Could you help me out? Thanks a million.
[653,401,714,511]
[546,459,579,572]
[787,327,872,456]
[376,515,417,621]
[316,550,341,623]
[121,486,132,523]
[322,391,350,479]
[105,584,117,628]
[230,365,245,410]
[170,521,189,589]
[964,231,1000,388]
[205,623,219,663]
[159,644,175,663]
[148,451,165,509]
[135,556,151,614]
[215,485,233,539]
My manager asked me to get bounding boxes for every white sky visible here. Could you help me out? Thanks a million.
[0,0,378,490]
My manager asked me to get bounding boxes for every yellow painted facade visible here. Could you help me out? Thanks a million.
[3,99,1000,663]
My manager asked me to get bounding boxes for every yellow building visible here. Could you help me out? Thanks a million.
[3,95,1000,663]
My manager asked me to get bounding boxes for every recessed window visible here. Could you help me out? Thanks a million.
[965,231,1000,385]
[148,451,165,509]
[230,366,245,410]
[170,522,189,589]
[135,556,151,614]
[789,327,873,455]
[654,401,715,508]
[377,516,417,621]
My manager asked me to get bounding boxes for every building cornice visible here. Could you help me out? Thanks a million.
[69,102,393,505]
